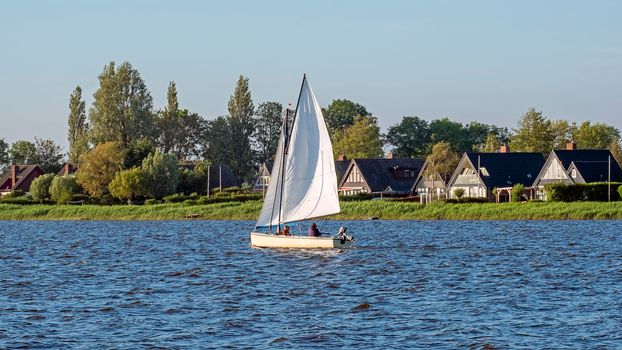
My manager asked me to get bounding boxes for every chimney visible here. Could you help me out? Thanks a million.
[566,141,577,151]
[338,154,347,161]
[499,145,510,153]
[11,165,18,188]
[64,163,70,176]
[386,151,395,159]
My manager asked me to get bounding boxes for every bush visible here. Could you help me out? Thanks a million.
[223,186,241,193]
[453,188,465,199]
[511,183,525,202]
[443,198,459,204]
[141,151,179,199]
[619,185,622,200]
[50,176,79,204]
[545,182,622,202]
[0,196,34,204]
[30,174,55,202]
[3,190,26,199]
[459,197,488,203]
[163,193,188,203]
[109,168,146,203]
[339,193,375,201]
[144,198,162,205]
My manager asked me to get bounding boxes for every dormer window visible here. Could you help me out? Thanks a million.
[571,169,577,178]
[480,167,490,177]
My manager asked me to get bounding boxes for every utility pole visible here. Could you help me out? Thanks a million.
[207,163,211,198]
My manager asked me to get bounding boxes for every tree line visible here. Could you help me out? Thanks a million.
[1,61,622,201]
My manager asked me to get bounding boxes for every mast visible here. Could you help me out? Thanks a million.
[277,74,308,228]
[276,109,289,229]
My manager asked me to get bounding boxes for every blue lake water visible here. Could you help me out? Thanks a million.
[0,220,621,349]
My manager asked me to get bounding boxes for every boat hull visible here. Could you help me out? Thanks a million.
[250,232,352,249]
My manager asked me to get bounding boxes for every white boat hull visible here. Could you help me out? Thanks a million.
[250,232,352,249]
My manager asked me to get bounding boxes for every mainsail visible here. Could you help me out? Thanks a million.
[255,77,340,228]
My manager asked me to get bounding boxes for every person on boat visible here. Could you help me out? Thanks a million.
[308,223,321,237]
[283,225,291,236]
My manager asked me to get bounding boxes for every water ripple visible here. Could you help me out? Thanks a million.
[0,220,621,348]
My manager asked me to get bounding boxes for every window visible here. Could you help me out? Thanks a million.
[480,167,490,176]
[571,169,577,178]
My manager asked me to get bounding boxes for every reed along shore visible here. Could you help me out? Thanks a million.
[1,201,622,221]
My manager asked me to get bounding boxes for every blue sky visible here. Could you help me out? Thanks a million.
[1,0,621,150]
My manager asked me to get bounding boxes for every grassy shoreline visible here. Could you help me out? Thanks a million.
[1,201,622,221]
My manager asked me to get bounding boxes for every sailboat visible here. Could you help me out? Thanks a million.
[250,75,354,249]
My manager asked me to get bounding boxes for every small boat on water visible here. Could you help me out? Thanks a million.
[250,75,354,249]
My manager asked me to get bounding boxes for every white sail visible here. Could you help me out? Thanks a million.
[254,77,340,228]
[255,123,286,228]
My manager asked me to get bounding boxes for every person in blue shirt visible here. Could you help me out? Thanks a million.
[308,223,321,237]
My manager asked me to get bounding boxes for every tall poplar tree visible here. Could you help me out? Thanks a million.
[89,61,154,150]
[157,81,179,154]
[67,86,89,163]
[227,75,255,182]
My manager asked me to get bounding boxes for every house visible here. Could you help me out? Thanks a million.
[253,161,273,193]
[253,156,352,193]
[0,165,45,195]
[57,162,78,177]
[339,153,425,196]
[532,142,622,199]
[411,160,453,201]
[334,155,351,184]
[446,148,545,202]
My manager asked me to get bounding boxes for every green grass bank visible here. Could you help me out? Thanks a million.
[1,200,622,220]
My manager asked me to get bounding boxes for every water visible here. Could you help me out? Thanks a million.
[0,220,621,349]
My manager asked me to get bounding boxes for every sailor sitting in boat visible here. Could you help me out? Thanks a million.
[276,225,291,236]
[308,223,322,237]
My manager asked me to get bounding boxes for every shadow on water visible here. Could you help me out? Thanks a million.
[0,219,621,348]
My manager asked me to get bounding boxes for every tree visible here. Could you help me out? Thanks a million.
[9,140,37,165]
[141,151,179,199]
[481,133,502,152]
[385,116,431,157]
[0,138,8,172]
[509,107,554,154]
[67,86,89,163]
[30,173,55,202]
[227,75,255,182]
[323,99,369,135]
[124,138,154,169]
[254,101,282,163]
[203,116,232,164]
[333,116,383,158]
[511,183,525,202]
[109,167,146,203]
[429,117,470,152]
[572,121,620,149]
[157,81,179,154]
[33,138,64,173]
[89,61,154,149]
[50,176,79,204]
[550,119,576,149]
[610,139,622,166]
[76,142,125,196]
[424,142,460,192]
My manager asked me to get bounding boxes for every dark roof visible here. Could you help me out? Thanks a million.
[208,163,238,189]
[345,158,425,193]
[335,160,350,182]
[553,149,615,170]
[0,165,44,191]
[571,160,622,183]
[465,152,545,188]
